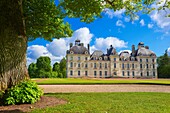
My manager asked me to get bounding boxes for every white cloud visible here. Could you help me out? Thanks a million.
[168,47,170,56]
[116,20,125,28]
[27,27,127,66]
[148,24,154,29]
[104,8,125,19]
[124,17,130,22]
[149,0,170,30]
[139,19,145,26]
[92,37,128,53]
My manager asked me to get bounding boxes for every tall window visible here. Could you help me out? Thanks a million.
[100,71,102,77]
[141,72,143,77]
[147,71,149,76]
[78,71,80,76]
[94,63,97,68]
[78,57,80,60]
[114,58,116,61]
[153,64,155,69]
[100,63,102,68]
[122,71,124,76]
[153,72,155,77]
[146,59,148,62]
[114,63,116,68]
[127,71,130,76]
[140,64,142,69]
[94,71,97,77]
[78,63,81,68]
[132,64,134,69]
[132,71,135,77]
[105,71,107,77]
[127,64,130,69]
[70,62,73,67]
[85,57,88,60]
[70,71,73,76]
[105,63,107,68]
[85,71,88,76]
[122,63,124,69]
[152,59,154,62]
[146,64,149,69]
[85,63,88,68]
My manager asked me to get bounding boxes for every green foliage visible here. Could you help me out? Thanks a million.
[3,80,43,105]
[59,57,67,78]
[36,56,52,72]
[23,0,72,41]
[31,93,170,113]
[157,50,170,78]
[28,63,37,78]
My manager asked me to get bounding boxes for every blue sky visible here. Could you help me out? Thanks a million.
[27,1,170,65]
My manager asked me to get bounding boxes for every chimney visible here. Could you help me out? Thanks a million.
[145,46,149,49]
[132,45,135,56]
[70,43,73,48]
[87,44,90,52]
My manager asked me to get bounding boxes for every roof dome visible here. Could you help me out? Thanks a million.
[119,51,130,61]
[136,47,156,56]
[70,45,89,54]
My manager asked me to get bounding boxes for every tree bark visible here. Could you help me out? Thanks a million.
[0,0,29,91]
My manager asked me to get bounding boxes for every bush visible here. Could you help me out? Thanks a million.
[4,80,43,105]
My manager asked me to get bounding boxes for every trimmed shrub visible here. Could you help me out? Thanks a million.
[4,80,43,105]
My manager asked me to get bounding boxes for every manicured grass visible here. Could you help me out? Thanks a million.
[32,78,170,85]
[31,92,170,113]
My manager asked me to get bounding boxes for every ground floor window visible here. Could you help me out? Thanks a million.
[100,71,102,77]
[147,71,149,76]
[105,71,107,77]
[78,71,80,76]
[127,71,130,76]
[132,71,135,77]
[70,70,73,76]
[141,72,143,77]
[94,71,97,77]
[122,71,124,76]
[85,71,88,76]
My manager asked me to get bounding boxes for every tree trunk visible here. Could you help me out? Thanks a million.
[0,0,29,91]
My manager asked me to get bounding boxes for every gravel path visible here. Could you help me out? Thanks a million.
[39,85,170,93]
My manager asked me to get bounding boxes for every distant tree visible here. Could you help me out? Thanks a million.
[157,50,170,78]
[53,62,60,72]
[59,57,67,78]
[28,63,37,78]
[36,56,52,72]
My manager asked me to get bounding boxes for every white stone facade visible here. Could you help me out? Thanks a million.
[66,40,157,78]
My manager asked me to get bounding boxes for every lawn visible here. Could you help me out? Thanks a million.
[31,92,170,113]
[32,78,170,85]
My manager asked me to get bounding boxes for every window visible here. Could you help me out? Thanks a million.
[114,63,116,68]
[140,64,142,69]
[70,56,73,61]
[100,71,102,77]
[94,71,97,77]
[127,64,130,69]
[141,72,143,77]
[70,62,73,67]
[70,71,73,76]
[78,63,81,68]
[105,63,107,68]
[78,57,80,60]
[85,71,88,76]
[122,71,124,76]
[153,64,155,69]
[152,59,154,62]
[100,63,102,68]
[132,71,135,77]
[78,71,80,76]
[122,63,124,69]
[140,59,142,62]
[127,71,130,76]
[85,63,88,68]
[132,64,134,69]
[146,59,148,62]
[147,71,149,76]
[146,64,149,69]
[153,72,155,77]
[94,63,97,68]
[85,57,88,60]
[105,71,107,77]
[114,58,116,61]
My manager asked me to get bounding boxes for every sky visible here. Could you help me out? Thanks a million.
[27,1,170,66]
